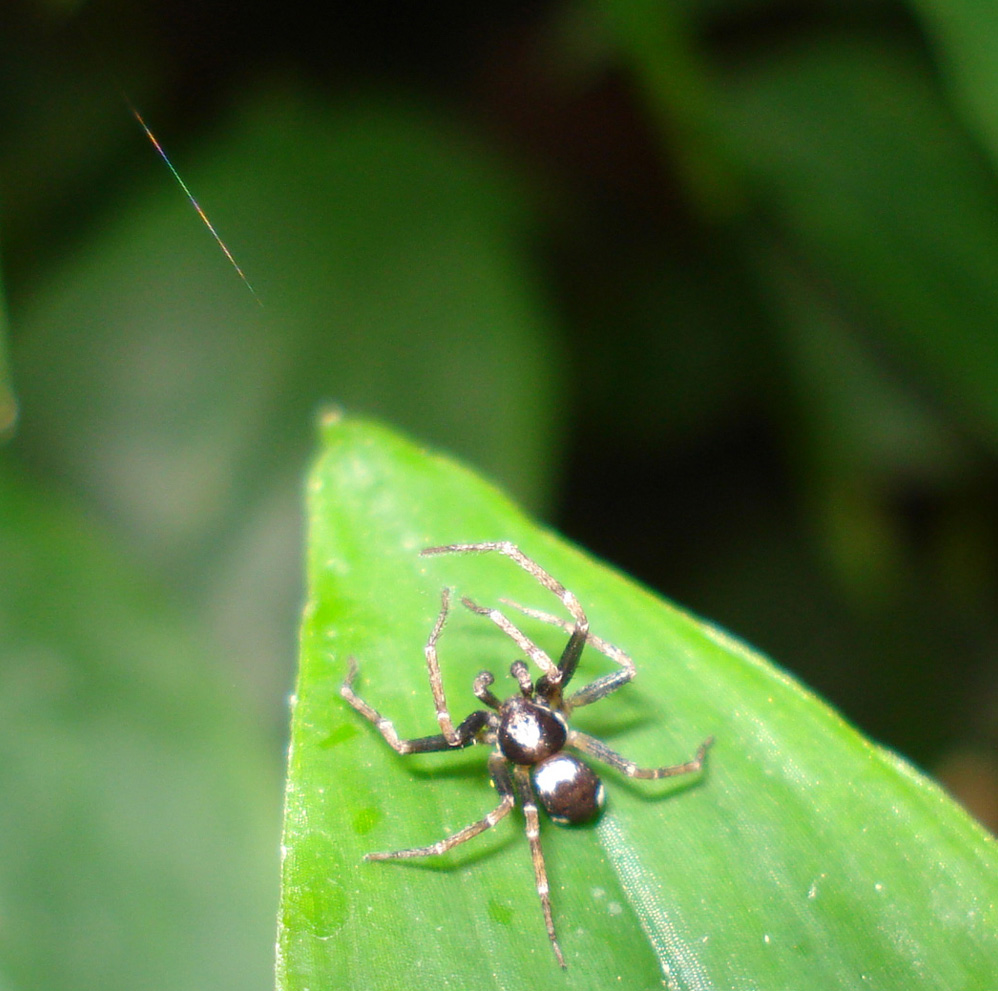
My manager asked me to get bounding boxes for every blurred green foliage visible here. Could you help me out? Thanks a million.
[0,280,15,438]
[2,0,997,988]
[0,464,276,990]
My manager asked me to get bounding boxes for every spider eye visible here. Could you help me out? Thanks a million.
[533,753,605,825]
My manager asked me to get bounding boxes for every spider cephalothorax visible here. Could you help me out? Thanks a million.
[340,541,712,968]
[480,663,605,824]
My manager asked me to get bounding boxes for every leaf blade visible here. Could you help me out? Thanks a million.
[279,414,998,989]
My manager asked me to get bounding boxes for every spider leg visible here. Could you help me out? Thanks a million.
[424,587,461,743]
[341,657,493,754]
[459,596,560,681]
[421,542,587,629]
[422,542,591,686]
[500,600,637,710]
[550,623,588,693]
[569,730,714,779]
[513,765,566,968]
[365,753,515,860]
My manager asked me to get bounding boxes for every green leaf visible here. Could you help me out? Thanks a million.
[719,38,998,450]
[0,265,15,440]
[749,244,970,600]
[908,0,998,173]
[598,0,744,219]
[0,459,277,991]
[279,414,997,988]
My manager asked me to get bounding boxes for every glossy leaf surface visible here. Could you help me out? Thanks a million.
[279,415,997,988]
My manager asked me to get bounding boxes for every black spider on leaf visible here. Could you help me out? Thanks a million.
[341,541,713,968]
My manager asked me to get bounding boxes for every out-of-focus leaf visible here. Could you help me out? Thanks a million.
[11,86,561,713]
[719,38,998,448]
[909,1,998,172]
[279,414,998,990]
[0,459,277,991]
[759,248,966,485]
[599,0,744,217]
[752,243,971,598]
[0,269,14,439]
[12,87,560,552]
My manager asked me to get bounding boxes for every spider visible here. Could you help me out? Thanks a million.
[340,541,713,968]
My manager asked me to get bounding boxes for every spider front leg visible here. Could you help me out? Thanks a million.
[423,586,462,743]
[458,596,561,682]
[341,587,487,753]
[500,600,637,711]
[421,542,590,689]
[340,657,492,755]
[365,752,516,859]
[569,730,714,780]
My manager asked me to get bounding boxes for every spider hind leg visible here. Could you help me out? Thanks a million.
[364,752,515,859]
[513,765,566,968]
[570,730,714,780]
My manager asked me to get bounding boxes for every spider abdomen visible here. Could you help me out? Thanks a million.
[533,753,605,824]
[497,697,568,765]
